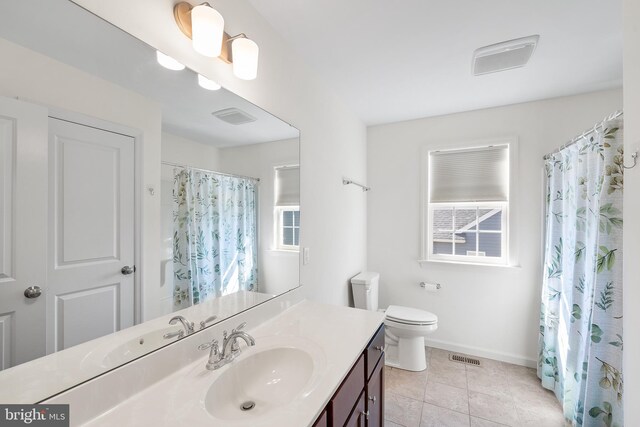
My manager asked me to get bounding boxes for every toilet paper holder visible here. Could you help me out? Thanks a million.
[419,282,441,290]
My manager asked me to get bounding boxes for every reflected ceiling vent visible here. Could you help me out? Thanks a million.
[473,35,539,76]
[211,108,257,125]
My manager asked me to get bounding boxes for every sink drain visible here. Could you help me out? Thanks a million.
[240,401,255,411]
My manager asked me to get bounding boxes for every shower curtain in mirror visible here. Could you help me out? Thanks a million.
[539,117,624,427]
[172,169,258,309]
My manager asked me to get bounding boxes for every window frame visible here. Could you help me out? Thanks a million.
[275,206,300,251]
[427,202,508,265]
[421,137,516,266]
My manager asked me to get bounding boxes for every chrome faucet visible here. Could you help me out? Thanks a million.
[168,315,194,336]
[198,322,255,370]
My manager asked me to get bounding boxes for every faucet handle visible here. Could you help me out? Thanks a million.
[198,339,219,353]
[163,329,185,340]
[199,315,217,330]
[233,322,247,333]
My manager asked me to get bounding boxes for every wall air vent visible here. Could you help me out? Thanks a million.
[473,35,539,76]
[211,108,257,125]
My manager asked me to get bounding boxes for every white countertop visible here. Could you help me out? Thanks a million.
[80,300,384,427]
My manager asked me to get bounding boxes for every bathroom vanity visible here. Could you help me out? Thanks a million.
[313,324,385,427]
[43,291,385,427]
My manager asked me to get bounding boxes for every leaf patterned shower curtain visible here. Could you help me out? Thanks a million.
[172,169,258,309]
[539,117,624,427]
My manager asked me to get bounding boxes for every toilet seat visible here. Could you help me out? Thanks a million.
[385,305,437,326]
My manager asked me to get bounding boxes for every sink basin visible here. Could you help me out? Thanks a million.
[204,347,314,420]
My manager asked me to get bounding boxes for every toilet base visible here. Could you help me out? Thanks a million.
[384,336,427,372]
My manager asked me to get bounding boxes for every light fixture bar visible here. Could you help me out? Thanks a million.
[173,1,261,79]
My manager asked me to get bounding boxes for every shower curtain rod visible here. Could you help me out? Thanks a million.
[161,161,260,182]
[543,110,623,160]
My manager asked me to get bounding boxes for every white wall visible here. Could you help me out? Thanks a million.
[623,0,640,424]
[161,132,220,175]
[367,89,622,366]
[74,0,368,307]
[219,139,300,295]
[0,38,163,322]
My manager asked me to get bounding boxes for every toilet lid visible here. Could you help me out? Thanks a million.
[386,305,438,325]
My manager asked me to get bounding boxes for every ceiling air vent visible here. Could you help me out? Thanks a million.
[211,108,257,125]
[473,35,539,76]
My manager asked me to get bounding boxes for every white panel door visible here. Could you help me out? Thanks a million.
[0,97,48,370]
[47,118,135,352]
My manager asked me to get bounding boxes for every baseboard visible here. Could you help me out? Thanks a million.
[424,338,537,368]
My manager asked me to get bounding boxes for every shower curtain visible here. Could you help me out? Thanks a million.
[539,117,624,427]
[172,169,258,309]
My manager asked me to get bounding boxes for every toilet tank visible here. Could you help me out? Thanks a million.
[350,272,379,311]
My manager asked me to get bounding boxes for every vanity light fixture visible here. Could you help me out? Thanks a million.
[156,51,185,70]
[191,3,225,57]
[229,35,259,81]
[174,2,260,81]
[198,74,222,90]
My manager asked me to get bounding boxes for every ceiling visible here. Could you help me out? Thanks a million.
[248,0,623,125]
[0,0,298,147]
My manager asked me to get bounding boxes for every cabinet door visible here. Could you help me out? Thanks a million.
[312,409,327,427]
[366,359,384,427]
[345,391,366,427]
[330,354,365,426]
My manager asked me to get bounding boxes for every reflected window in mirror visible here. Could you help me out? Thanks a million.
[274,165,300,251]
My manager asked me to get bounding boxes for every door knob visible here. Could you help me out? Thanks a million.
[121,265,136,275]
[24,286,42,299]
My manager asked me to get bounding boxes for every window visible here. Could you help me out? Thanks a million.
[277,207,300,248]
[274,165,300,250]
[426,144,509,264]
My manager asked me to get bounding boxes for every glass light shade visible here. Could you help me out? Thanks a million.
[232,38,259,80]
[156,51,185,71]
[197,74,221,90]
[191,4,225,58]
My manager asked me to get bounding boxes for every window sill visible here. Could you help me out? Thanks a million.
[417,259,521,269]
[267,248,300,255]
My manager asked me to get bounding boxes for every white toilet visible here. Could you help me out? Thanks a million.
[351,272,438,372]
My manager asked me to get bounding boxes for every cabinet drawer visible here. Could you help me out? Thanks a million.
[331,353,365,426]
[366,325,385,380]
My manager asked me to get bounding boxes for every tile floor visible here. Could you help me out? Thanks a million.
[384,348,566,427]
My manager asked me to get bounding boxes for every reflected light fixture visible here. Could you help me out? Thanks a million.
[197,74,221,90]
[174,2,260,81]
[191,3,224,57]
[156,51,185,70]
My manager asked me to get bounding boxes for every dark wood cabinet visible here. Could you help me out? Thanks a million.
[314,324,385,427]
[365,356,384,427]
[331,354,365,426]
[313,410,328,427]
[344,391,366,427]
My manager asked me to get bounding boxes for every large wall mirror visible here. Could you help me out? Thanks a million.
[0,0,300,403]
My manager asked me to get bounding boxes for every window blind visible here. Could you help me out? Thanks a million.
[275,166,300,207]
[429,145,509,203]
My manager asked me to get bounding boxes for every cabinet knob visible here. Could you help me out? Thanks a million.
[374,345,385,352]
[361,410,370,418]
[368,395,377,403]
